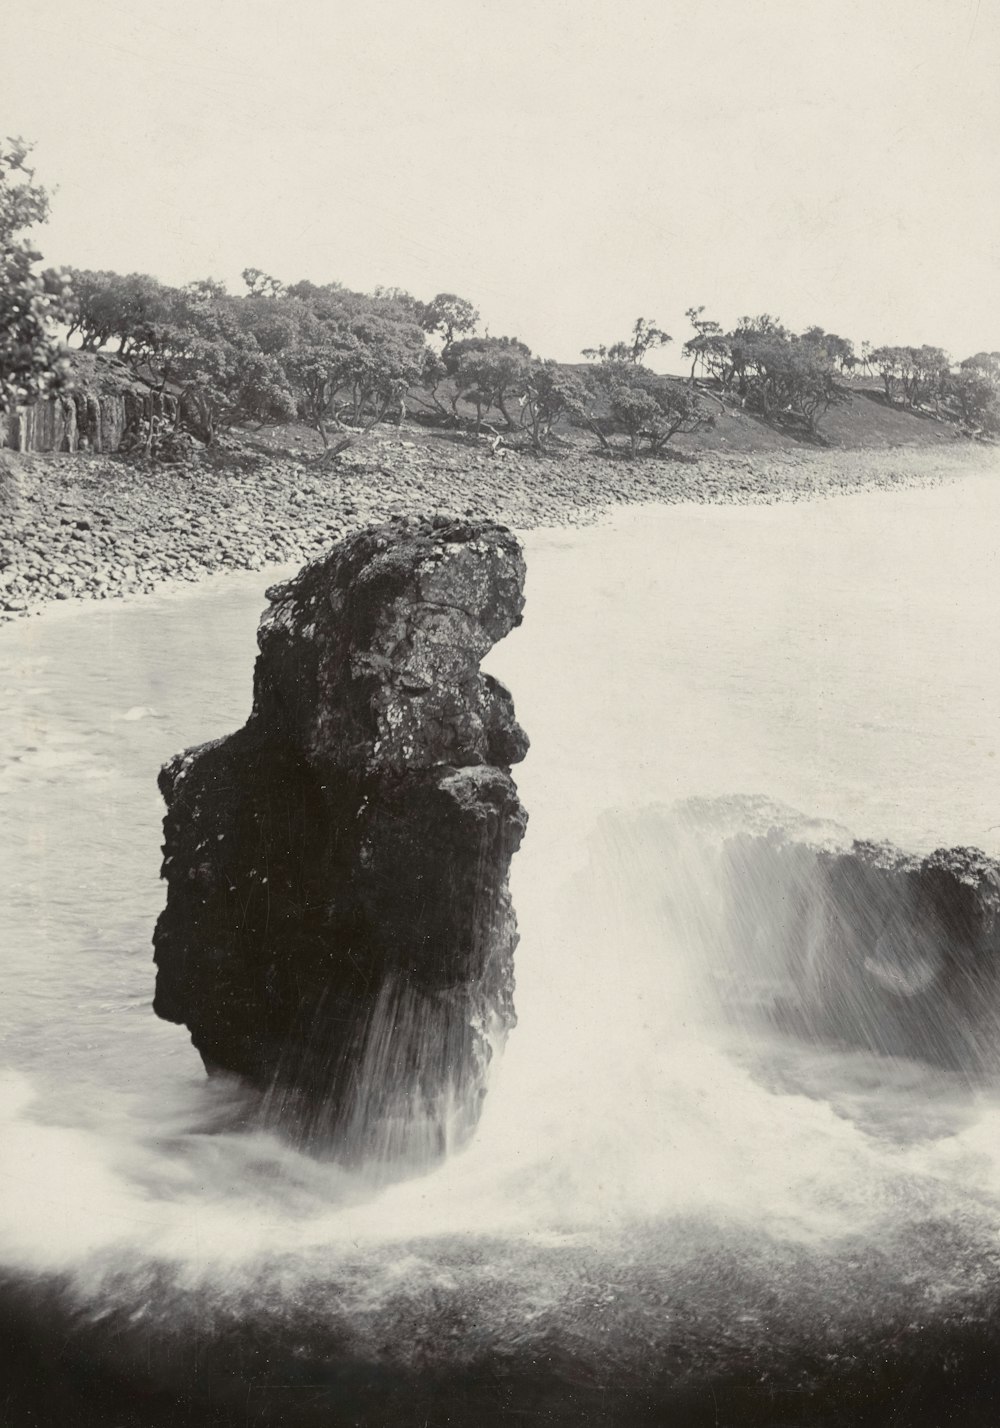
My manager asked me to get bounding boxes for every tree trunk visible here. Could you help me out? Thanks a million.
[586,418,612,453]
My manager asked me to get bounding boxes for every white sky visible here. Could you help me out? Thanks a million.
[7,0,999,367]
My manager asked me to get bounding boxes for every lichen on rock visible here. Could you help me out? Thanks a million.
[153,514,528,1163]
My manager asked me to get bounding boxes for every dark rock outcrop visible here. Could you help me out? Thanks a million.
[2,371,177,455]
[707,821,1000,1069]
[153,515,528,1159]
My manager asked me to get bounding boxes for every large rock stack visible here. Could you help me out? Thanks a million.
[153,516,528,1161]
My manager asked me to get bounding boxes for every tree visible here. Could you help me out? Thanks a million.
[870,344,949,409]
[418,292,479,349]
[284,330,359,444]
[587,362,713,457]
[710,316,842,434]
[723,314,788,398]
[682,306,729,382]
[68,271,175,359]
[233,291,313,356]
[122,282,298,446]
[870,345,904,404]
[448,336,532,430]
[800,326,856,372]
[0,137,69,415]
[950,353,1000,436]
[910,345,950,411]
[961,351,1000,380]
[242,267,284,298]
[60,268,124,349]
[582,316,672,365]
[282,307,427,441]
[347,313,426,423]
[522,360,588,452]
[412,347,453,423]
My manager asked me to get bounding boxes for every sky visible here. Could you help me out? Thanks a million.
[6,0,1000,369]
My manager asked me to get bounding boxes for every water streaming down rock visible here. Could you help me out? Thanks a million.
[153,515,528,1163]
[656,797,1000,1070]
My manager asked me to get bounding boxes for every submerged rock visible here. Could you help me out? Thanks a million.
[153,515,528,1159]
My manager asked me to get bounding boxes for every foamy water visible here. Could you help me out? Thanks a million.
[3,472,1000,1412]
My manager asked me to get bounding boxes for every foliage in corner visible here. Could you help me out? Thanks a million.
[0,137,69,416]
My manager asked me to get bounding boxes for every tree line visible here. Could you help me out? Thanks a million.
[2,138,999,459]
[680,309,1000,439]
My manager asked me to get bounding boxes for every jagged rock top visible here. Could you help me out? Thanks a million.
[251,514,528,777]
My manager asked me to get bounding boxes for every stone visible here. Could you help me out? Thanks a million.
[0,455,26,532]
[153,515,528,1161]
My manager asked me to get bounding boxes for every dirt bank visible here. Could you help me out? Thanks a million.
[1,430,996,622]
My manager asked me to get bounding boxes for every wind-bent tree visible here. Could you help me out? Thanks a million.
[58,269,176,359]
[586,362,713,457]
[0,137,68,415]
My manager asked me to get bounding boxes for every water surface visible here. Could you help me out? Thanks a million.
[3,474,1000,1421]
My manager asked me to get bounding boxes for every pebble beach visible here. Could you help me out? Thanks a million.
[1,431,995,622]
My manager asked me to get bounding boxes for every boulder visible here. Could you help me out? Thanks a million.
[153,515,528,1161]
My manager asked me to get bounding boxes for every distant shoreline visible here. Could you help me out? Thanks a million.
[1,434,996,625]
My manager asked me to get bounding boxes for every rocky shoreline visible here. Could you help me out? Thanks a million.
[1,432,996,622]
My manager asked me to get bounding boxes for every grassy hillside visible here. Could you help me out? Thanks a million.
[241,369,968,464]
[26,352,976,468]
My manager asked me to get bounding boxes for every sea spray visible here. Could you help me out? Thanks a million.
[3,483,1000,1417]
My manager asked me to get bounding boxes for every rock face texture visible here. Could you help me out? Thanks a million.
[708,824,1000,1069]
[1,389,156,453]
[0,455,25,530]
[153,516,528,1159]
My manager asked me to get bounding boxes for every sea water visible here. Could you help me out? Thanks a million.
[3,471,1000,1416]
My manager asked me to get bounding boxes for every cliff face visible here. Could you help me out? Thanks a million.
[0,353,182,454]
[153,515,528,1161]
[2,387,167,454]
